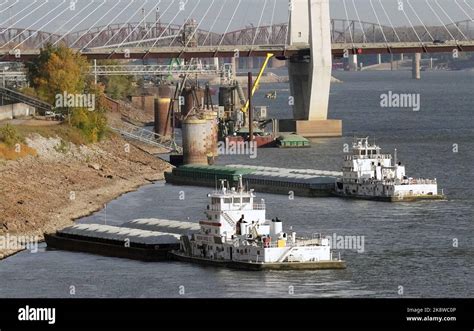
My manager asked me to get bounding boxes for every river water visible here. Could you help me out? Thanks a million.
[1,71,473,298]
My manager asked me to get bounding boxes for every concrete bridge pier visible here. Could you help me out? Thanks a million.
[346,54,358,71]
[281,0,341,137]
[412,53,421,80]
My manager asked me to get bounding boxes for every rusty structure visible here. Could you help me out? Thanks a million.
[1,19,473,51]
[154,86,173,138]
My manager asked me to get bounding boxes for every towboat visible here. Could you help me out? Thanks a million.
[171,178,346,270]
[335,137,445,202]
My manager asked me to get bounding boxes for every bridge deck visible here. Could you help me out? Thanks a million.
[2,42,474,61]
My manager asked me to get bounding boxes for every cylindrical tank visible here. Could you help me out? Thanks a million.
[270,219,283,237]
[154,86,173,137]
[181,87,204,118]
[182,117,212,165]
[203,111,218,158]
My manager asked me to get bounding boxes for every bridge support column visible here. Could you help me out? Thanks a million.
[412,53,421,80]
[347,54,358,71]
[377,54,382,65]
[284,0,341,137]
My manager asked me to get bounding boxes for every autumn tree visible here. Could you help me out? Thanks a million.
[26,44,89,104]
[25,44,108,143]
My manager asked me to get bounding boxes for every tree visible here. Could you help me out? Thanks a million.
[97,60,136,100]
[26,44,89,104]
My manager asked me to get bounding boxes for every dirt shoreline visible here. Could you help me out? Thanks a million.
[0,133,171,260]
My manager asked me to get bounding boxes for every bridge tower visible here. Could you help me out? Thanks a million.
[280,0,341,137]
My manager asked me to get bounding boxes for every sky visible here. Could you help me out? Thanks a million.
[0,0,472,34]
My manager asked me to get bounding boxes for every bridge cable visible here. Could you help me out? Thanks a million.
[135,0,176,48]
[35,0,96,48]
[0,0,45,35]
[407,0,434,41]
[3,0,62,45]
[434,0,469,40]
[14,1,74,50]
[267,0,277,44]
[399,0,426,45]
[378,0,401,42]
[0,0,38,32]
[54,0,108,47]
[423,0,457,41]
[80,0,137,51]
[0,0,9,9]
[113,0,163,49]
[102,0,149,47]
[184,0,216,49]
[68,0,121,48]
[251,0,269,48]
[169,0,202,47]
[216,0,242,48]
[342,0,355,47]
[202,0,227,46]
[454,0,474,22]
[0,0,19,14]
[369,0,389,46]
[149,0,190,49]
[351,0,368,43]
[284,0,291,48]
[464,0,474,11]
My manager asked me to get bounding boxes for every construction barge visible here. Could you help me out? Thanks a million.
[164,164,339,197]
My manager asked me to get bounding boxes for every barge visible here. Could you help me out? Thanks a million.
[170,178,346,270]
[164,164,339,197]
[45,223,184,261]
[335,137,445,202]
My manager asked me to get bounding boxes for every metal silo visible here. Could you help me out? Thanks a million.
[182,116,211,165]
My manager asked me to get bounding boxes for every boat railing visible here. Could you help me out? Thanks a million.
[345,154,392,161]
[252,203,265,210]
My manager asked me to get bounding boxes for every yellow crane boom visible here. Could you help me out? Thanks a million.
[241,53,274,113]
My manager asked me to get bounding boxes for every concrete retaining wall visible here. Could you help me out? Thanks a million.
[0,103,36,121]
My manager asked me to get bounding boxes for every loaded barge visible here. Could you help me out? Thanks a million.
[165,164,339,197]
[45,220,199,262]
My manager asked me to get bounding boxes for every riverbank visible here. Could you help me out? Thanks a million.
[0,132,171,260]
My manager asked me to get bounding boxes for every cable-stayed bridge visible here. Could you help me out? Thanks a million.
[0,0,473,60]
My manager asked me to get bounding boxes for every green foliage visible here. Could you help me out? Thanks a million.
[97,60,136,100]
[70,108,108,144]
[25,43,89,104]
[0,124,24,147]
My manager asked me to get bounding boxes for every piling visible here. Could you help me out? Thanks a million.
[154,86,173,138]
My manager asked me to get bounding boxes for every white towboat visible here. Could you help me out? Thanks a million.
[335,137,445,202]
[171,178,345,270]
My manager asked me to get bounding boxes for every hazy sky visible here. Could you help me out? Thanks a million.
[0,0,472,34]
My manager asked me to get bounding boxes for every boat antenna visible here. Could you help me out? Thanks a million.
[394,148,398,165]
